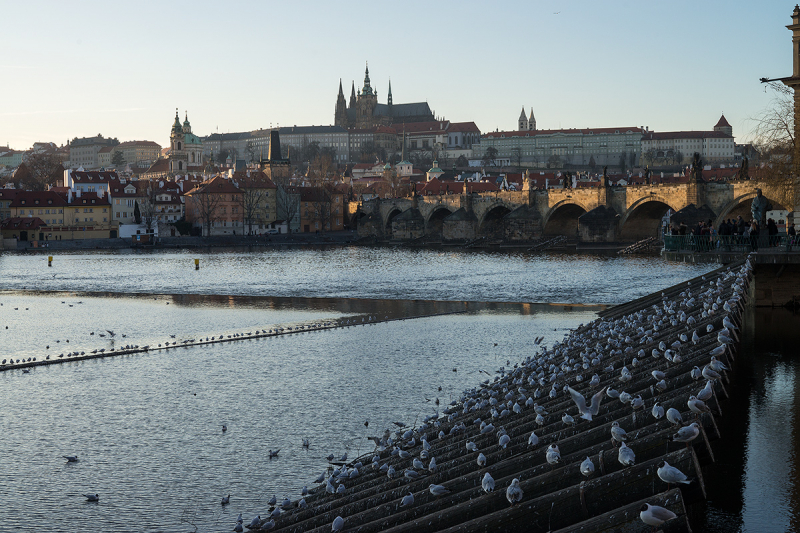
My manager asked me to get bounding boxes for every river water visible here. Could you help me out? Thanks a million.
[0,247,796,532]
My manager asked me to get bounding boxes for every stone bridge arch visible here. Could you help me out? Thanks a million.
[618,195,677,240]
[478,202,514,239]
[542,199,590,236]
[426,206,455,237]
[384,207,404,234]
[714,191,790,226]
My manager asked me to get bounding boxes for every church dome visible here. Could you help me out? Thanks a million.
[384,163,392,170]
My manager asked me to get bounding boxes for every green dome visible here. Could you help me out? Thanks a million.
[384,163,392,170]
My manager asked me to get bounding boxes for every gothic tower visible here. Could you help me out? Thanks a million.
[356,62,378,129]
[335,79,348,127]
[528,108,536,131]
[349,81,357,108]
[518,106,528,131]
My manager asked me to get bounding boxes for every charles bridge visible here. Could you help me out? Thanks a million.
[355,177,790,244]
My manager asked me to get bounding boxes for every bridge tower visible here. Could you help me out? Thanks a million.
[783,5,800,218]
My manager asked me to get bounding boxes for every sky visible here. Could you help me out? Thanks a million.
[0,0,793,151]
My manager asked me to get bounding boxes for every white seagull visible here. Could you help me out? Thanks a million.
[506,478,524,505]
[482,472,495,493]
[567,386,606,421]
[657,460,692,487]
[640,503,677,528]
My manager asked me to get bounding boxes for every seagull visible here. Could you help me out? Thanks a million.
[652,402,665,419]
[221,494,230,505]
[477,452,487,467]
[506,478,524,505]
[640,503,678,529]
[248,516,261,528]
[466,441,478,452]
[234,522,244,533]
[697,380,714,402]
[610,421,628,444]
[83,493,99,502]
[429,484,450,497]
[673,422,701,446]
[332,516,345,531]
[268,449,280,458]
[400,492,414,507]
[567,386,606,421]
[528,431,539,447]
[482,472,495,493]
[666,407,683,426]
[688,395,712,417]
[268,494,277,506]
[580,456,595,477]
[63,455,78,462]
[657,460,692,488]
[618,442,635,466]
[546,443,561,466]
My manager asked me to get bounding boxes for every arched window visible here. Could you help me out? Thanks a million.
[177,142,182,150]
[179,161,183,170]
[190,152,194,163]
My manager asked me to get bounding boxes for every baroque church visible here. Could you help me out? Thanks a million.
[335,64,435,129]
[169,109,203,173]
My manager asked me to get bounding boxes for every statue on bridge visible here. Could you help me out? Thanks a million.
[691,153,703,183]
[738,156,749,180]
[602,166,609,188]
[562,171,572,189]
[750,188,769,225]
[644,166,651,185]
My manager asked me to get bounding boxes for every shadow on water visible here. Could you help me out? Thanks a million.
[695,306,800,533]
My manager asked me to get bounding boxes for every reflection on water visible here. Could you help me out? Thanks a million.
[0,294,595,533]
[0,249,796,533]
[0,247,714,304]
[698,307,799,533]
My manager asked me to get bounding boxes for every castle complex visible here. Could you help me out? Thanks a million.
[334,63,435,129]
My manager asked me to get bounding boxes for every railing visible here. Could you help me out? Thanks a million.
[663,234,796,253]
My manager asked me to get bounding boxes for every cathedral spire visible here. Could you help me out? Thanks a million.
[362,61,373,95]
[388,78,392,106]
[338,78,344,98]
[349,80,356,107]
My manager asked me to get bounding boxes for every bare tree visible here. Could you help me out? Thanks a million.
[237,185,267,235]
[187,185,222,237]
[510,147,522,169]
[750,82,797,206]
[137,182,159,233]
[20,153,63,190]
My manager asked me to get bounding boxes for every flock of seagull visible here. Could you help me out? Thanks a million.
[2,312,394,371]
[218,258,751,531]
[6,260,751,531]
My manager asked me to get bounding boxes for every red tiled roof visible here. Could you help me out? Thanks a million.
[1,217,47,230]
[0,189,18,201]
[70,170,119,182]
[714,115,731,128]
[72,193,110,206]
[396,121,449,134]
[448,122,481,133]
[10,191,69,208]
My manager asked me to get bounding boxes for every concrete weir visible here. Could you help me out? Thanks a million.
[249,259,752,532]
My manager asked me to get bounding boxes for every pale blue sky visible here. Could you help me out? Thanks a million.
[0,0,792,150]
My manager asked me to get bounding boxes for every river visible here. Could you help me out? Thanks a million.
[0,247,795,532]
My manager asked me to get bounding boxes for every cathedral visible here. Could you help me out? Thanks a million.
[335,64,435,129]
